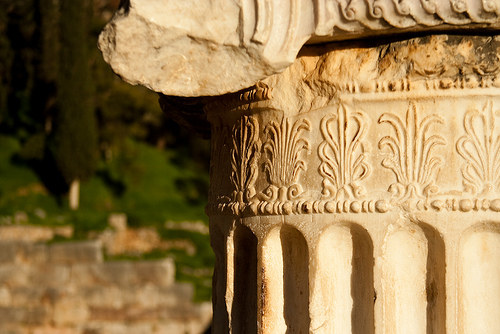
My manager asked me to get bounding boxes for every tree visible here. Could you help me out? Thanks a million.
[0,0,13,124]
[50,0,98,209]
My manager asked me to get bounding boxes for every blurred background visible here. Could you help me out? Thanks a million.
[0,0,213,332]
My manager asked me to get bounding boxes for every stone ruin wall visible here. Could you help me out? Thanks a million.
[0,233,211,334]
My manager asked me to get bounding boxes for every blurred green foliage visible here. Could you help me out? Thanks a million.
[0,0,213,301]
[0,0,211,202]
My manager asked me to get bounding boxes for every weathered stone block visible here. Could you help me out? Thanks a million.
[83,322,153,334]
[33,265,71,287]
[52,226,74,239]
[119,284,161,308]
[0,324,29,334]
[82,283,189,310]
[87,307,128,322]
[0,265,31,287]
[9,287,45,307]
[80,286,124,309]
[158,283,194,307]
[0,241,49,265]
[41,286,78,305]
[49,241,103,264]
[130,259,175,286]
[92,259,175,286]
[22,243,49,264]
[88,306,160,322]
[154,317,211,334]
[67,264,98,286]
[100,227,162,256]
[0,285,11,307]
[158,305,200,321]
[53,296,90,326]
[0,226,53,242]
[32,327,81,334]
[0,241,19,263]
[0,306,51,325]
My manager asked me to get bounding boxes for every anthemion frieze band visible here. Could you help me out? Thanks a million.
[206,37,500,217]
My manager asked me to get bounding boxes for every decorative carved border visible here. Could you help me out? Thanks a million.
[315,75,500,96]
[207,85,500,216]
[311,0,500,32]
[206,197,500,215]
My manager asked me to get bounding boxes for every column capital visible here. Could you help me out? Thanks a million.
[99,0,500,97]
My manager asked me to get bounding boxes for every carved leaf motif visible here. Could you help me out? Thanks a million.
[483,0,497,13]
[319,104,371,200]
[263,117,310,201]
[456,100,500,195]
[230,116,261,203]
[420,0,437,14]
[378,102,445,199]
[338,0,357,20]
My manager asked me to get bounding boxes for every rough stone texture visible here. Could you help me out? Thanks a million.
[96,227,161,255]
[93,216,197,256]
[204,34,500,333]
[164,221,209,235]
[49,241,103,264]
[0,240,211,334]
[261,34,500,116]
[0,225,73,242]
[98,0,267,96]
[99,0,500,96]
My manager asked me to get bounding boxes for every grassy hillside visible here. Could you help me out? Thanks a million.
[0,135,208,225]
[0,134,213,301]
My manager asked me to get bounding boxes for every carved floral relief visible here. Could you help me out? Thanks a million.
[210,92,500,215]
[457,100,500,196]
[378,102,446,200]
[230,116,261,204]
[319,104,371,200]
[262,117,311,202]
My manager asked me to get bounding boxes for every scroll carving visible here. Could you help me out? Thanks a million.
[230,116,261,204]
[379,102,446,200]
[311,0,500,34]
[457,100,500,195]
[319,104,371,200]
[262,117,311,202]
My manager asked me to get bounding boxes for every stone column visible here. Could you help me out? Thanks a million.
[99,1,500,333]
[203,35,500,333]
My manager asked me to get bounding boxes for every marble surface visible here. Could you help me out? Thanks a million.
[99,0,500,97]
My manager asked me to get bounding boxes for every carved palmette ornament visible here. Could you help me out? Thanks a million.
[319,104,371,200]
[378,102,446,201]
[457,100,500,196]
[262,117,311,202]
[230,116,261,205]
[207,34,500,215]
